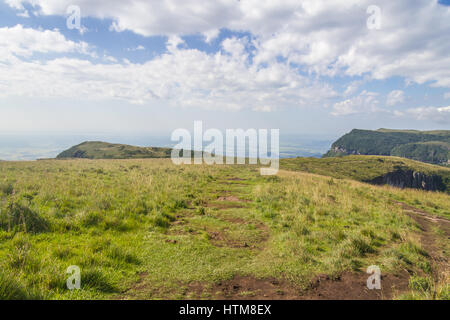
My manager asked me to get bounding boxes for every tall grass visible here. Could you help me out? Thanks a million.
[0,159,447,299]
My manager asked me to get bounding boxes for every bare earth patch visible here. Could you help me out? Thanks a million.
[395,202,449,281]
[217,196,249,202]
[119,199,447,300]
[205,195,250,209]
[207,217,269,249]
[299,272,410,300]
[138,272,410,300]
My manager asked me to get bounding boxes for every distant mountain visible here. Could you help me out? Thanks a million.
[56,141,173,159]
[325,129,450,165]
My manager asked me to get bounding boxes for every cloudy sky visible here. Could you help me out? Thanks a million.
[0,0,449,136]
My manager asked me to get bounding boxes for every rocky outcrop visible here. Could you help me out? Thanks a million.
[368,169,445,192]
[331,147,361,155]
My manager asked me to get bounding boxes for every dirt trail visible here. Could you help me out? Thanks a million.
[395,202,449,278]
[298,202,449,300]
[189,202,448,300]
[119,179,448,300]
[206,182,269,249]
[174,272,410,300]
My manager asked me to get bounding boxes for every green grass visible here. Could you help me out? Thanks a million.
[281,155,450,194]
[0,159,448,299]
[396,275,449,300]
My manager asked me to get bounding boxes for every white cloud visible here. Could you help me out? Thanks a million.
[252,105,274,113]
[405,106,450,124]
[16,10,29,18]
[386,90,405,107]
[127,45,145,52]
[203,29,219,44]
[166,35,185,52]
[332,90,379,116]
[0,25,92,59]
[6,0,450,89]
[5,0,26,10]
[343,80,364,97]
[0,26,336,111]
[103,55,118,63]
[108,21,124,33]
[2,1,450,120]
[221,37,248,58]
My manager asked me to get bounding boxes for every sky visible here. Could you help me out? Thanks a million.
[0,0,449,138]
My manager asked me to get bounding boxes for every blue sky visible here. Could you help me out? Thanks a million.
[0,0,449,137]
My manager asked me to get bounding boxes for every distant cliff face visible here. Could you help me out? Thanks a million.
[368,169,445,192]
[325,129,450,165]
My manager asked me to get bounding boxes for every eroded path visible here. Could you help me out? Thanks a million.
[118,171,448,300]
[396,202,449,292]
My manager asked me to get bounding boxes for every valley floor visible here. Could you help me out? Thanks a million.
[0,159,448,300]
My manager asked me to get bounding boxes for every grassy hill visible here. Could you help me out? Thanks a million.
[281,155,450,193]
[56,141,173,160]
[325,129,450,165]
[0,158,448,300]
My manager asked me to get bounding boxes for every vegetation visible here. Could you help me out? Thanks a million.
[391,142,450,164]
[325,129,450,165]
[281,155,450,194]
[0,158,448,299]
[56,141,173,159]
[397,275,449,300]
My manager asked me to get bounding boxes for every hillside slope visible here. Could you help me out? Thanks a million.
[281,155,450,193]
[56,141,172,159]
[325,129,450,165]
